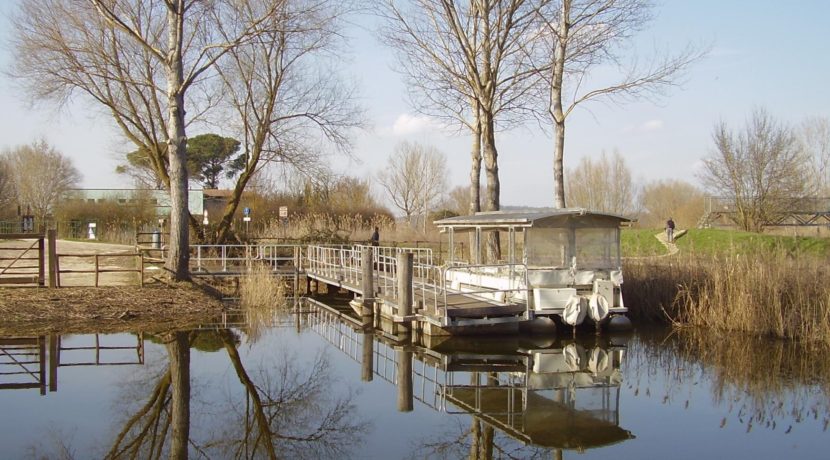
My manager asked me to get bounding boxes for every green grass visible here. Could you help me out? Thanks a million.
[621,228,668,257]
[622,227,830,258]
[677,228,830,257]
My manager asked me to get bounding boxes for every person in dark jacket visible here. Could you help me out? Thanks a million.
[666,217,675,243]
[371,227,379,246]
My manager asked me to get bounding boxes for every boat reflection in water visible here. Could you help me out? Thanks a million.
[303,298,634,455]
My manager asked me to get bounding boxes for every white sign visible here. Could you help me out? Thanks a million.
[279,206,288,218]
[243,216,251,222]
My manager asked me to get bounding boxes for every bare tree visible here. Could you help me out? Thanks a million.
[799,116,830,196]
[0,159,15,216]
[378,141,448,229]
[445,185,472,216]
[638,179,704,228]
[210,0,364,243]
[10,0,287,280]
[2,140,82,223]
[565,149,635,215]
[700,109,809,232]
[533,0,704,208]
[380,0,540,220]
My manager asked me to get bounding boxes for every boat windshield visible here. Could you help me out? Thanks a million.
[575,228,619,268]
[526,228,569,268]
[525,227,619,269]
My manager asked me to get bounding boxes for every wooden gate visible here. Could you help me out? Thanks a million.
[0,233,46,286]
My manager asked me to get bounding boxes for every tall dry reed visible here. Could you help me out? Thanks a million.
[625,249,830,344]
[239,262,288,341]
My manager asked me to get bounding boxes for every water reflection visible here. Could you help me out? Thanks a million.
[302,300,633,458]
[3,301,830,459]
[627,330,830,435]
[1,328,367,459]
[0,334,144,395]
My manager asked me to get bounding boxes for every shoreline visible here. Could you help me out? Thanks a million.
[0,282,229,335]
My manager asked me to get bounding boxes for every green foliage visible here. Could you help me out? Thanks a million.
[186,134,244,189]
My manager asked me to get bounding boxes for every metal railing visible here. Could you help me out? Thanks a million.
[301,299,528,412]
[191,244,300,273]
[304,244,531,318]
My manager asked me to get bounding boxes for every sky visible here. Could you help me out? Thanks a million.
[1,0,829,209]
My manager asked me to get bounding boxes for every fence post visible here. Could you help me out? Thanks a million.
[138,252,144,287]
[47,229,57,288]
[94,254,99,287]
[38,235,45,287]
[397,252,413,335]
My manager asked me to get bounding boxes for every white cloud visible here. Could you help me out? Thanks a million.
[621,119,664,134]
[641,119,664,132]
[390,113,440,136]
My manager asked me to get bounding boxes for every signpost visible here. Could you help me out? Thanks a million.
[243,207,252,235]
[279,206,288,238]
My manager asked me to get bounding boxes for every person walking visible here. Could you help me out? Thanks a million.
[666,217,676,244]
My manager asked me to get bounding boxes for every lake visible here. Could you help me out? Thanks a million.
[1,300,828,459]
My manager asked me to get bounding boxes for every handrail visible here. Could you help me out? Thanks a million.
[190,244,299,273]
[305,243,531,318]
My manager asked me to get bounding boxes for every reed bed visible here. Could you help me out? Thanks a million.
[251,212,448,244]
[625,249,830,344]
[238,262,288,341]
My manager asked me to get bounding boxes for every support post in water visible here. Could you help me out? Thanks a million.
[396,348,413,412]
[397,252,413,335]
[361,247,374,317]
[361,328,374,382]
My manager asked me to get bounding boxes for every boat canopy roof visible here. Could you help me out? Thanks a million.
[434,208,631,232]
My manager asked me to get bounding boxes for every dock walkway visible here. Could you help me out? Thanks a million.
[304,245,530,330]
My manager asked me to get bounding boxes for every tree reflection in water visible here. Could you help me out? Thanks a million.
[214,329,369,459]
[106,328,367,459]
[626,329,830,434]
[106,331,187,460]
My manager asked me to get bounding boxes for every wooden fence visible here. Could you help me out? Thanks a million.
[54,252,144,287]
[1,231,144,287]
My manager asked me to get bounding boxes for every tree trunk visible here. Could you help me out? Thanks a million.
[482,113,501,262]
[469,111,482,261]
[166,331,190,460]
[551,2,569,209]
[553,118,567,208]
[165,2,191,280]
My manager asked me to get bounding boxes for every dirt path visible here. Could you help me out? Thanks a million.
[654,229,686,256]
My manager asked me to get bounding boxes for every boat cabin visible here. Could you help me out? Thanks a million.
[434,209,630,326]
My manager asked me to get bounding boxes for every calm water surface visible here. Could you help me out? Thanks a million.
[1,303,828,459]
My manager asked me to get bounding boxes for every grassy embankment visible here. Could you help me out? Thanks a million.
[622,228,830,344]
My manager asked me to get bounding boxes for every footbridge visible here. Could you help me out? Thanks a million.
[142,242,532,333]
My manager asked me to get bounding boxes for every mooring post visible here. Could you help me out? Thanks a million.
[47,229,57,288]
[361,247,374,317]
[396,348,413,412]
[397,252,413,335]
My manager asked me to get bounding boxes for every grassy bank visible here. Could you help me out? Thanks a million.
[624,232,830,343]
[622,227,830,258]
